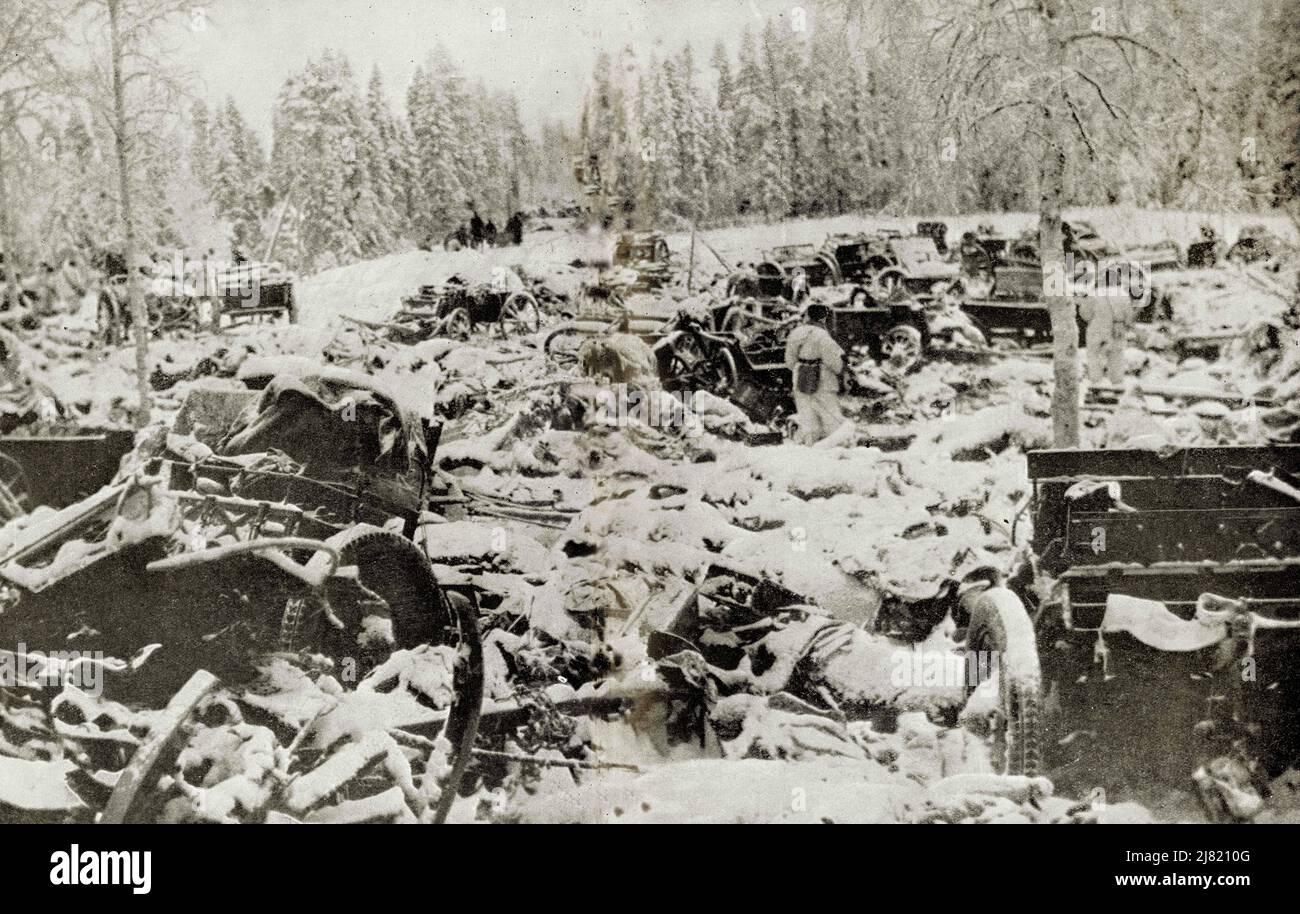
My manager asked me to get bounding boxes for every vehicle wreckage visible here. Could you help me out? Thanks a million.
[97,261,298,344]
[0,368,486,819]
[955,444,1300,820]
[392,275,541,342]
[654,291,936,430]
[611,231,673,291]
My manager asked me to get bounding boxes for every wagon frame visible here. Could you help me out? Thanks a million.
[399,278,541,342]
[956,444,1300,808]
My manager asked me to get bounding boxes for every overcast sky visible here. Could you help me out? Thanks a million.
[177,0,814,136]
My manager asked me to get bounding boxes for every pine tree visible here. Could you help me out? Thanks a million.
[210,97,266,256]
[406,53,469,242]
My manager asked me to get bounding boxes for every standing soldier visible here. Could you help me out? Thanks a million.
[790,267,809,303]
[1079,282,1130,387]
[469,208,485,250]
[484,218,498,248]
[506,211,524,246]
[784,303,847,444]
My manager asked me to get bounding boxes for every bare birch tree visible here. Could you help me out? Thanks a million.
[826,0,1205,446]
[0,3,64,311]
[72,0,196,426]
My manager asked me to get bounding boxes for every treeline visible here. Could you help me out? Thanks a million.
[7,38,561,276]
[192,49,544,272]
[574,0,1300,229]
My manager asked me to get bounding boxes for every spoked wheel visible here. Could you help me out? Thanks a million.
[962,586,1044,776]
[816,253,842,285]
[107,531,484,824]
[498,291,540,338]
[443,307,472,341]
[291,526,482,823]
[879,323,924,376]
[659,334,736,396]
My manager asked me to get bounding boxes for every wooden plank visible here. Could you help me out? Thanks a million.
[1066,507,1300,565]
[100,670,220,824]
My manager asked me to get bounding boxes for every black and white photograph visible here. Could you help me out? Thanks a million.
[0,0,1295,850]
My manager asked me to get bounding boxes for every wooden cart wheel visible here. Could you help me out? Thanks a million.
[963,586,1044,776]
[286,528,484,823]
[658,333,736,396]
[443,307,472,341]
[499,291,540,338]
[100,670,221,824]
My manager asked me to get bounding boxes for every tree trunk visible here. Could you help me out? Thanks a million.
[0,122,20,311]
[1040,3,1080,448]
[109,0,151,427]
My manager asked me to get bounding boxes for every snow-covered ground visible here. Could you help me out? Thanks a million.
[5,206,1297,824]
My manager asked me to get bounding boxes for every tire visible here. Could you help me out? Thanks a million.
[816,253,842,286]
[872,268,906,298]
[289,527,454,675]
[443,306,472,341]
[964,586,1043,776]
[499,291,540,338]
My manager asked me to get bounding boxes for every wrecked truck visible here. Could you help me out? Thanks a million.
[0,368,483,723]
[957,444,1300,815]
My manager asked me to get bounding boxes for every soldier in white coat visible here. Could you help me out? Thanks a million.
[784,303,847,444]
[1079,287,1131,386]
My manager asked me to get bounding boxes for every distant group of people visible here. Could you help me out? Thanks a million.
[439,204,525,252]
